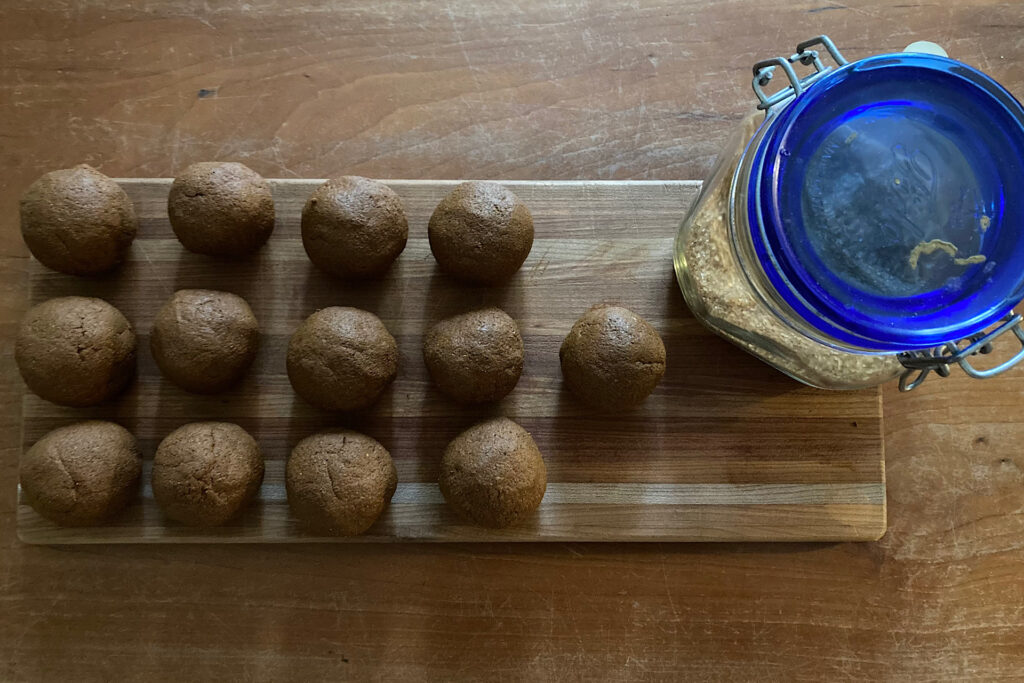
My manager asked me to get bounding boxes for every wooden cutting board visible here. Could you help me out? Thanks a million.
[16,179,885,543]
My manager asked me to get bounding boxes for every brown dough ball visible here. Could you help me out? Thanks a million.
[427,181,533,284]
[167,162,274,256]
[439,417,546,528]
[286,430,398,536]
[150,289,259,394]
[559,305,666,411]
[423,307,524,404]
[286,307,398,411]
[301,176,408,278]
[16,297,136,406]
[152,422,264,526]
[20,421,141,526]
[20,164,138,275]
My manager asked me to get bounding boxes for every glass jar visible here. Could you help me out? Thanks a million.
[675,36,1024,390]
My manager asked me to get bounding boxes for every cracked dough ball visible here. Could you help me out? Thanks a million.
[286,307,398,411]
[427,181,533,284]
[439,417,546,528]
[423,307,523,404]
[20,421,141,526]
[286,430,397,536]
[20,164,138,275]
[150,289,259,393]
[559,305,666,411]
[16,296,137,406]
[167,162,275,256]
[152,422,264,526]
[301,176,408,278]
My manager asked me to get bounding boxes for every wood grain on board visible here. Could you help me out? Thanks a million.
[18,179,885,543]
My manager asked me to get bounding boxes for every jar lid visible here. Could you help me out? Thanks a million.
[749,53,1024,351]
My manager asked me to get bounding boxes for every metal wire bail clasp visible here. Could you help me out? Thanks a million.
[752,35,849,111]
[897,312,1024,391]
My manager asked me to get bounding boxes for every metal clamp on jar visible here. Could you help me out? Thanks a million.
[675,35,1024,391]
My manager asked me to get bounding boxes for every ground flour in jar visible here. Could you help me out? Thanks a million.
[678,116,903,389]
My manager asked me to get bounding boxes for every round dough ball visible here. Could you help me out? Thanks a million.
[152,422,264,526]
[301,176,408,278]
[559,304,666,411]
[20,421,141,526]
[150,289,259,394]
[286,430,398,536]
[427,181,533,284]
[16,297,136,406]
[20,164,138,275]
[439,417,546,528]
[423,307,524,404]
[167,162,274,256]
[286,307,398,411]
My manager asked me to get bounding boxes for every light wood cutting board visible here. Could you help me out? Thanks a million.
[16,179,885,543]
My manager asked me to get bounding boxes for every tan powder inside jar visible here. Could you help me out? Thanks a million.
[679,115,903,389]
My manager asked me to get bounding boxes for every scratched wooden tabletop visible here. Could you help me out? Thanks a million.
[2,1,1023,680]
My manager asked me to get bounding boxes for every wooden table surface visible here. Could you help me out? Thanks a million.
[2,1,1022,680]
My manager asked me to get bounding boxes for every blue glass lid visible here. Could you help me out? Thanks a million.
[749,53,1024,351]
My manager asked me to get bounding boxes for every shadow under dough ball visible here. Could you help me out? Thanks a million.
[423,307,524,404]
[439,417,547,528]
[152,422,264,526]
[15,296,136,407]
[427,181,534,284]
[559,304,666,412]
[286,307,399,411]
[20,421,141,526]
[167,161,274,256]
[20,164,138,275]
[301,176,408,278]
[286,430,398,536]
[150,289,259,394]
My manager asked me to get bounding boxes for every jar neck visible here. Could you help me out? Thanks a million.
[727,114,892,356]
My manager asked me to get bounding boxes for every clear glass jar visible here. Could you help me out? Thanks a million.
[675,36,1024,390]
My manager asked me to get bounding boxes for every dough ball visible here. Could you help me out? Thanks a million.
[150,289,259,394]
[439,417,546,528]
[20,164,137,275]
[20,421,141,526]
[427,181,533,284]
[286,430,397,536]
[301,176,408,278]
[559,304,666,411]
[286,307,398,411]
[16,296,136,406]
[423,307,523,404]
[152,422,264,526]
[167,162,274,256]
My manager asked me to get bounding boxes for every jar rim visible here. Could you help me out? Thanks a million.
[747,52,1024,351]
